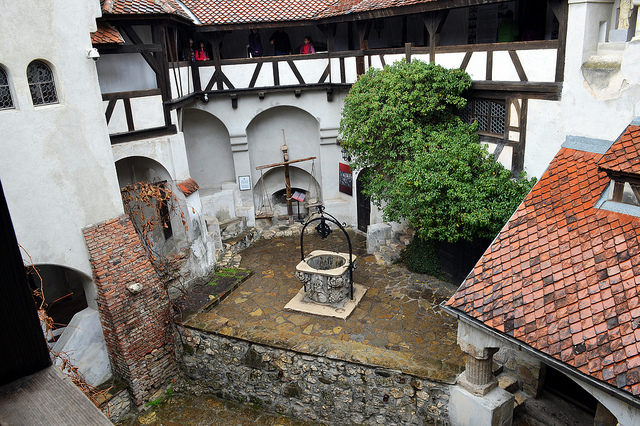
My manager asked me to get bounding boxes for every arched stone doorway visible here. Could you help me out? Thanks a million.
[114,156,188,256]
[182,108,235,194]
[27,264,94,331]
[254,165,321,219]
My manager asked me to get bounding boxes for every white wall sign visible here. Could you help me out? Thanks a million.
[239,175,251,191]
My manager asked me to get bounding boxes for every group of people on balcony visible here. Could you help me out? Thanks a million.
[183,38,210,61]
[250,29,315,57]
[183,30,315,62]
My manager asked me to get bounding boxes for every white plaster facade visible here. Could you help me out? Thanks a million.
[0,0,123,284]
[523,0,640,179]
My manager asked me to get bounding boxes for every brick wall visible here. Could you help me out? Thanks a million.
[83,215,177,406]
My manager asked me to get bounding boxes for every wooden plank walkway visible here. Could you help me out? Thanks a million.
[0,366,112,425]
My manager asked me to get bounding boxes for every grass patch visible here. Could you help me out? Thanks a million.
[208,267,249,286]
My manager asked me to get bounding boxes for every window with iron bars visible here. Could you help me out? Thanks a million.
[460,99,506,137]
[0,67,13,110]
[27,61,58,106]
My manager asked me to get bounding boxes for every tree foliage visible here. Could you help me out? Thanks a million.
[340,60,535,242]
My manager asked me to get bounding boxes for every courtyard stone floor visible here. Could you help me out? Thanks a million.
[183,229,465,383]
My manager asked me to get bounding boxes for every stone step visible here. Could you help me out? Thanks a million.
[497,373,519,394]
[513,390,529,409]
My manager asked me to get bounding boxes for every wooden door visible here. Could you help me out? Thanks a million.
[356,171,370,233]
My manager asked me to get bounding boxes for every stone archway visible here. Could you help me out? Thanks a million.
[182,108,235,194]
[247,106,322,220]
[114,156,188,256]
[254,165,321,218]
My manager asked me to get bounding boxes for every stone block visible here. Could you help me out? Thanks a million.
[449,385,513,426]
[53,307,112,387]
[366,223,392,254]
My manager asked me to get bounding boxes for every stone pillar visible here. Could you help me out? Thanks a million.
[457,346,499,396]
[449,322,514,426]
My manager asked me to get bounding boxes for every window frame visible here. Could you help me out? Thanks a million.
[26,60,58,106]
[461,98,507,138]
[0,66,15,110]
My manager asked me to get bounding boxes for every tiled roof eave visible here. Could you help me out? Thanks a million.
[190,0,447,29]
[442,304,640,408]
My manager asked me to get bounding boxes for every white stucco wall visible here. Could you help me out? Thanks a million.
[0,0,123,277]
[182,91,358,225]
[96,53,157,93]
[525,0,640,182]
[182,108,235,191]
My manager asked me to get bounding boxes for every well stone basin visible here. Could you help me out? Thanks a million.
[295,250,356,305]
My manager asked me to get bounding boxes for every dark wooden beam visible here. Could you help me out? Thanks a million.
[98,44,163,54]
[460,51,472,70]
[123,98,135,131]
[318,64,330,83]
[102,88,162,100]
[104,99,117,124]
[512,98,527,175]
[508,50,528,82]
[151,24,173,127]
[405,43,413,63]
[249,62,263,88]
[273,61,280,86]
[423,10,448,63]
[287,61,306,84]
[119,25,160,75]
[110,125,177,144]
[486,50,493,80]
[548,0,568,82]
[470,81,562,100]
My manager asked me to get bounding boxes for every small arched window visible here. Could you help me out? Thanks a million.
[0,67,14,110]
[27,60,58,105]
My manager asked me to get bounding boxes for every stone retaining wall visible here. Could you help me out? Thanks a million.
[101,389,133,423]
[177,326,452,425]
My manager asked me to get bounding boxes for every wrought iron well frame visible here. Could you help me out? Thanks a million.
[300,205,354,300]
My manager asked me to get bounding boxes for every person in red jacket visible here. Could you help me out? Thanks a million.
[299,36,316,54]
[195,41,209,61]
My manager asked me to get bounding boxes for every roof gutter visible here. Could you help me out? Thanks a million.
[440,304,640,410]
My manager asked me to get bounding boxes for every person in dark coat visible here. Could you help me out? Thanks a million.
[269,29,291,55]
[248,29,263,57]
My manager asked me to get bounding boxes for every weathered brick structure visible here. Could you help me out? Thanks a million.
[83,215,177,406]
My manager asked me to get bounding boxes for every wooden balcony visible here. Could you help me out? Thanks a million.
[167,39,562,105]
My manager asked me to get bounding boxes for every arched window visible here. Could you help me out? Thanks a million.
[27,60,58,105]
[0,67,13,110]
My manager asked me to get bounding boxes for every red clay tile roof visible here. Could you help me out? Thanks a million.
[446,129,640,397]
[182,0,435,25]
[91,24,124,45]
[177,178,199,196]
[101,0,191,20]
[599,125,640,176]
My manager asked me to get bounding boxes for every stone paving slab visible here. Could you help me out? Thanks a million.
[184,230,465,384]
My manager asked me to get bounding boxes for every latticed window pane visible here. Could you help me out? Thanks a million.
[27,61,58,105]
[0,68,13,109]
[490,102,506,135]
[460,99,506,137]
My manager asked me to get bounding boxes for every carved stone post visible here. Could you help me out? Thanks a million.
[457,343,499,396]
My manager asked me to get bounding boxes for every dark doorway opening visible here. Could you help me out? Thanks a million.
[356,171,371,233]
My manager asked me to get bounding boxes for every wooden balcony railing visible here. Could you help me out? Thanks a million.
[167,39,561,104]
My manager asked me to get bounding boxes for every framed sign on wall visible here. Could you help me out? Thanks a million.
[238,175,251,191]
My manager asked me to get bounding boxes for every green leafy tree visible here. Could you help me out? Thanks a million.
[340,60,535,243]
